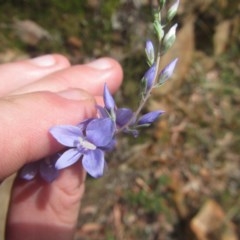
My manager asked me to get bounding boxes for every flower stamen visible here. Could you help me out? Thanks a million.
[79,137,96,151]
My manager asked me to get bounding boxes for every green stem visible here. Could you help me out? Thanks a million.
[118,43,162,132]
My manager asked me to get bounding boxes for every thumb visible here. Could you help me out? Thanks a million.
[0,89,96,180]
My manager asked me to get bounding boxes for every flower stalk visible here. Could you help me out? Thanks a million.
[19,0,180,182]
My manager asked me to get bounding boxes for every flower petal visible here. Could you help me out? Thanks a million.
[50,125,82,147]
[116,108,134,127]
[77,118,94,130]
[138,110,164,125]
[100,138,116,151]
[86,118,115,147]
[96,105,110,118]
[82,149,106,178]
[103,83,115,111]
[55,148,81,169]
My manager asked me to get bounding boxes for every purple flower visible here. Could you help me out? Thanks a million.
[101,84,135,129]
[101,84,163,135]
[19,154,60,182]
[50,118,115,178]
[137,110,164,126]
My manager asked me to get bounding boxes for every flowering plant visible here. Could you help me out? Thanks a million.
[20,0,179,182]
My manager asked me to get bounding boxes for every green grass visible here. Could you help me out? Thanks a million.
[125,174,171,216]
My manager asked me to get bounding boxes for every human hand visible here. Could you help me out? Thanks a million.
[0,54,122,240]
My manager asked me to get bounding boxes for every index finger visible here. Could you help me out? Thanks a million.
[11,58,123,96]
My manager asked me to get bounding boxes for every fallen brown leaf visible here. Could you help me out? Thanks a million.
[79,223,103,233]
[190,199,238,240]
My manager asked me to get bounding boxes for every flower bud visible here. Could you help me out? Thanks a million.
[167,0,180,21]
[145,40,155,66]
[153,12,164,41]
[163,23,178,52]
[142,64,156,94]
[137,110,164,126]
[158,58,178,85]
[158,0,166,9]
[103,83,115,111]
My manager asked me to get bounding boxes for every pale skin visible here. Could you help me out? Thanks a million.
[0,54,123,240]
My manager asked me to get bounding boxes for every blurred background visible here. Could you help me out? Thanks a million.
[0,0,239,239]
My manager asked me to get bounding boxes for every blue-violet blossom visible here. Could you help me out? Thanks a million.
[50,118,115,178]
[98,83,134,129]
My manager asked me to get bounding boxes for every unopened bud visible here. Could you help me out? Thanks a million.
[158,0,166,9]
[142,64,156,94]
[163,23,178,52]
[167,0,180,21]
[153,20,164,41]
[158,58,178,85]
[145,40,155,66]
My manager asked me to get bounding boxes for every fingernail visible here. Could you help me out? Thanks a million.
[57,89,93,101]
[30,55,56,67]
[86,58,113,70]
